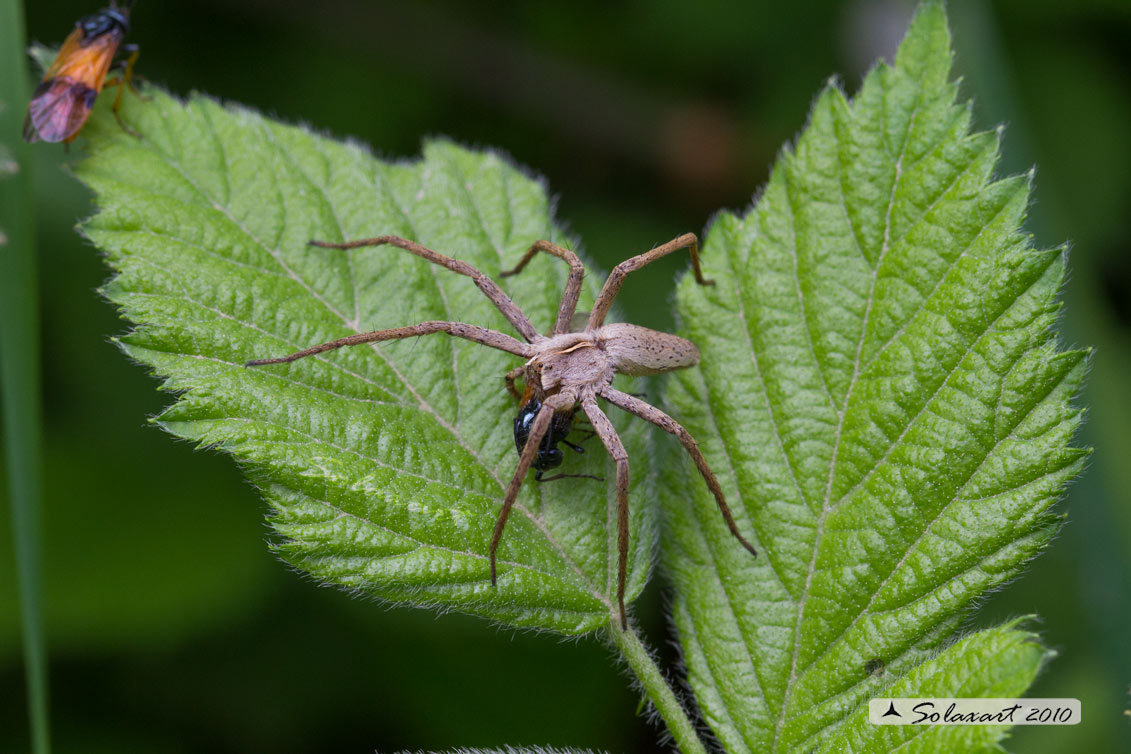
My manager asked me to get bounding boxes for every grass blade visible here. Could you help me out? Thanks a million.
[0,0,51,752]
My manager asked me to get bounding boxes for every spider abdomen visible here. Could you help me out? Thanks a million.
[597,322,700,376]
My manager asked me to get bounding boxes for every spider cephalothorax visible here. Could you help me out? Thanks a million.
[248,234,757,628]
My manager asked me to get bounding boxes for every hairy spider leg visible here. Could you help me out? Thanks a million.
[587,233,714,330]
[245,321,532,366]
[510,379,600,481]
[499,240,585,336]
[580,397,632,629]
[309,236,542,343]
[599,385,757,558]
[489,390,577,586]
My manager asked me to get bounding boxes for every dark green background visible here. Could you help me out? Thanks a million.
[3,1,1129,751]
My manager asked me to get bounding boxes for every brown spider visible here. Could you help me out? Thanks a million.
[247,233,757,629]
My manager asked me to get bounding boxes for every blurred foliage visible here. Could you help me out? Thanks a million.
[2,0,1128,752]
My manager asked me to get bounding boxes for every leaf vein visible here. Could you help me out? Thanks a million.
[298,492,574,586]
[857,145,1001,376]
[774,81,924,754]
[795,344,1075,680]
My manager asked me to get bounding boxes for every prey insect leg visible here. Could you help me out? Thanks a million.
[533,471,603,482]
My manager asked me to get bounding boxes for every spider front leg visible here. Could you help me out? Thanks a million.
[599,385,757,558]
[246,320,532,366]
[489,391,577,586]
[309,236,542,343]
[504,365,525,400]
[587,233,713,329]
[499,240,585,336]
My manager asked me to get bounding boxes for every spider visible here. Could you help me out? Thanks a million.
[247,233,757,628]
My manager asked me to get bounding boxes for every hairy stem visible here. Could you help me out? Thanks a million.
[610,624,707,754]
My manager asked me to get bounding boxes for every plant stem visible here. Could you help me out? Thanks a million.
[0,1,50,752]
[609,623,708,754]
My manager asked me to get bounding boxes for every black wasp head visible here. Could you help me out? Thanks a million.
[80,5,131,39]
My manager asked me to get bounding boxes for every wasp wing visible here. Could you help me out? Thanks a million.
[24,78,98,143]
[24,26,123,143]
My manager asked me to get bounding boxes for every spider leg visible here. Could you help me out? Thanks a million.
[579,397,631,630]
[587,233,713,329]
[309,236,541,343]
[490,391,576,586]
[504,365,525,400]
[246,321,533,366]
[599,385,757,558]
[499,240,585,336]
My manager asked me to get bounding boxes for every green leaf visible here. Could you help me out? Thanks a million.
[661,2,1087,752]
[411,748,605,754]
[817,623,1050,754]
[75,89,651,634]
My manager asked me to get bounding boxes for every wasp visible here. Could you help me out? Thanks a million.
[24,1,140,144]
[513,393,592,481]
